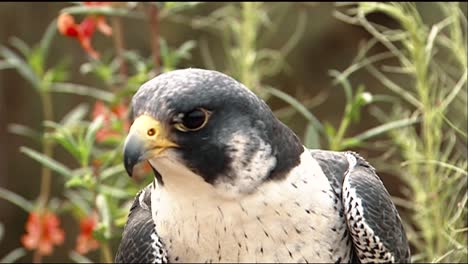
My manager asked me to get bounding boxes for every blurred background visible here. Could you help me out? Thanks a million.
[0,2,466,263]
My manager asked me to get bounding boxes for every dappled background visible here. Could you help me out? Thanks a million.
[0,2,466,263]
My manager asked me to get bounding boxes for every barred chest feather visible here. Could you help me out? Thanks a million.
[149,149,353,263]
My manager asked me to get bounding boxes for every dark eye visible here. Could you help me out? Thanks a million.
[174,108,210,132]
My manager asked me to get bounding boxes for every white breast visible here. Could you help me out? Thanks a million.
[150,148,352,263]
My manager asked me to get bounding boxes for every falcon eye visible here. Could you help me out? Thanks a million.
[174,108,210,132]
[147,128,156,136]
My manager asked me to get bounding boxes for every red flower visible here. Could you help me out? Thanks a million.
[75,213,99,254]
[92,101,130,143]
[83,2,110,6]
[21,211,65,256]
[57,11,112,59]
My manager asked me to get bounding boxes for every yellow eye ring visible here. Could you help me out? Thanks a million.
[174,108,211,132]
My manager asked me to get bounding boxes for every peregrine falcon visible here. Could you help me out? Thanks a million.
[115,68,411,263]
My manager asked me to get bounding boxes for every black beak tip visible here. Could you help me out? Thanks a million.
[125,164,134,178]
[123,133,145,178]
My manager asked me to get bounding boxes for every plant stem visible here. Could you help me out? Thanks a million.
[239,2,260,91]
[331,105,352,151]
[33,91,54,264]
[148,4,160,74]
[33,250,42,263]
[111,16,127,83]
[101,241,113,263]
[38,92,54,211]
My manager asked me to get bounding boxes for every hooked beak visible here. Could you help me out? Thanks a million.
[123,115,178,177]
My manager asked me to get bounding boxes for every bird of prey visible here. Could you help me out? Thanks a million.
[115,68,411,263]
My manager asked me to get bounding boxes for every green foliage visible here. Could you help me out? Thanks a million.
[335,2,467,262]
[160,39,196,72]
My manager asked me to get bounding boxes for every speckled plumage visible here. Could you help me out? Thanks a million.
[116,68,411,263]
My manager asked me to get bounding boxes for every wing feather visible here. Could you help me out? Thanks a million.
[310,150,411,263]
[115,184,168,263]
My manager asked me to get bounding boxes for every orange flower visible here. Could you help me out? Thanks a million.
[57,11,112,59]
[92,101,130,143]
[75,213,100,254]
[21,211,65,256]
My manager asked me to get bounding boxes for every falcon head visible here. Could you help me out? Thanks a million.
[123,69,303,197]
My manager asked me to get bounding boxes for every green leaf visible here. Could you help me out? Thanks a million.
[330,69,353,103]
[43,66,68,86]
[266,87,323,132]
[401,160,468,176]
[48,129,82,163]
[61,5,144,19]
[85,115,104,149]
[64,190,91,214]
[96,194,111,239]
[50,82,115,102]
[8,37,30,57]
[20,146,72,178]
[0,60,14,70]
[65,177,86,188]
[66,172,95,189]
[92,223,109,241]
[345,116,420,144]
[0,46,39,89]
[100,185,133,199]
[7,123,41,141]
[60,103,89,126]
[39,18,58,61]
[163,2,202,14]
[0,187,33,212]
[177,40,197,58]
[0,248,27,263]
[339,138,362,149]
[100,164,126,181]
[323,122,336,137]
[69,251,93,263]
[115,214,129,228]
[28,46,44,77]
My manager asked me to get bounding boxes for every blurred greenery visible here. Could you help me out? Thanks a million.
[0,2,466,263]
